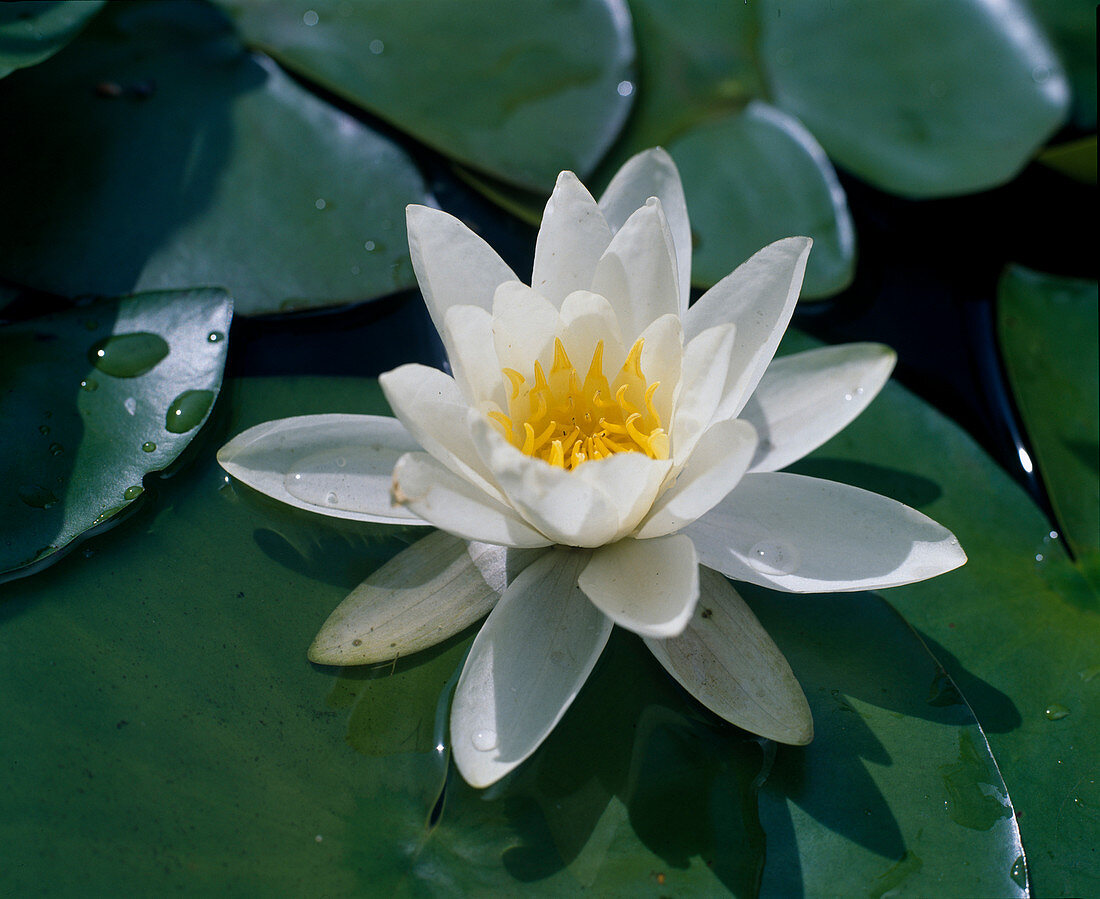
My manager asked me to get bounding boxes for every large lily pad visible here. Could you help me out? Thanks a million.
[593,0,854,298]
[759,0,1070,197]
[997,266,1099,590]
[217,0,635,193]
[0,1,429,316]
[0,0,103,79]
[780,328,1100,896]
[0,288,231,579]
[0,371,1024,894]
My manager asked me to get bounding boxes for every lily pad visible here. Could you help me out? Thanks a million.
[667,103,855,298]
[0,371,1023,893]
[0,289,231,579]
[0,0,103,79]
[780,329,1100,896]
[216,0,635,192]
[0,0,429,316]
[759,0,1070,197]
[997,266,1099,590]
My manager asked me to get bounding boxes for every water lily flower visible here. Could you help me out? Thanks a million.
[218,148,966,788]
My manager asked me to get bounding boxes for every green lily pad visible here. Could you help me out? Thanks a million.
[997,266,1099,590]
[0,0,103,79]
[780,329,1100,896]
[666,103,855,299]
[0,371,1023,893]
[0,0,429,316]
[759,0,1070,197]
[216,0,635,192]
[0,289,231,579]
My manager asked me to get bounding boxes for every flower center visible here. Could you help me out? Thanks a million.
[489,337,669,470]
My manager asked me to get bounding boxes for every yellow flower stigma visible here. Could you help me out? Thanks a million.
[489,337,669,470]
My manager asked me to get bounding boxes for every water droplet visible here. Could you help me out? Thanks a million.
[1009,855,1027,889]
[363,240,376,251]
[616,80,634,97]
[207,330,224,343]
[302,8,319,26]
[124,396,137,416]
[141,441,156,453]
[350,264,360,275]
[1032,64,1051,83]
[123,485,144,501]
[1045,703,1070,720]
[1048,530,1058,540]
[747,540,798,576]
[843,392,853,401]
[369,38,384,54]
[472,729,497,751]
[315,198,327,210]
[38,425,50,435]
[165,389,215,434]
[855,386,865,396]
[19,485,59,509]
[48,442,64,456]
[88,332,169,377]
[1035,553,1044,562]
[80,378,98,392]
[335,456,347,468]
[325,491,338,505]
[284,447,392,512]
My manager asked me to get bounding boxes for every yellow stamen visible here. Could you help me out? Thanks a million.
[488,335,669,470]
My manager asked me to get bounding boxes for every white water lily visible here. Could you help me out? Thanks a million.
[218,149,966,788]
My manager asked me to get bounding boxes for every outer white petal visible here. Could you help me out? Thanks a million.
[406,205,518,335]
[590,198,680,344]
[491,281,559,375]
[468,416,622,547]
[685,472,967,593]
[443,304,505,408]
[392,452,552,548]
[531,172,613,306]
[379,364,503,500]
[637,419,757,539]
[645,566,812,745]
[217,414,426,525]
[309,531,546,664]
[578,534,699,638]
[669,323,737,465]
[451,548,611,788]
[572,451,671,537]
[742,343,896,473]
[599,147,692,313]
[684,237,812,418]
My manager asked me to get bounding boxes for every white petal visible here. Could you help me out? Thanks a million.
[669,323,737,465]
[558,290,627,377]
[644,566,812,744]
[451,548,611,788]
[308,531,546,664]
[599,147,692,313]
[491,281,559,375]
[531,171,613,306]
[637,419,757,539]
[443,304,505,408]
[406,205,518,335]
[379,364,503,500]
[742,343,896,472]
[393,452,552,548]
[578,534,699,638]
[572,451,671,536]
[589,198,680,344]
[635,312,683,425]
[685,472,967,592]
[684,237,812,418]
[469,416,622,547]
[217,414,426,525]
